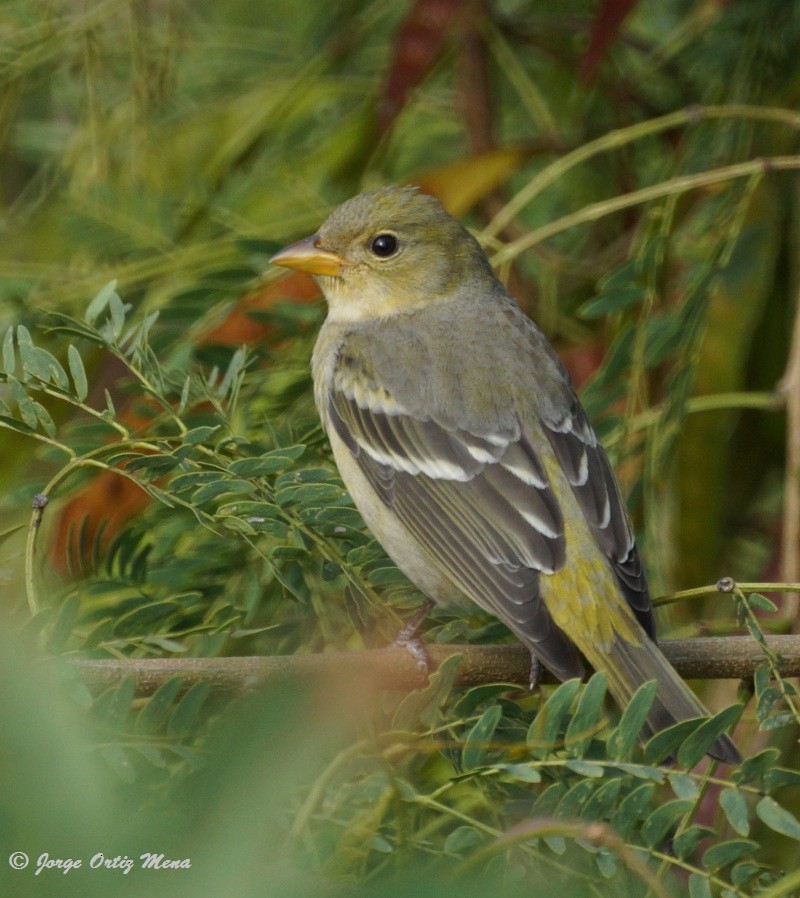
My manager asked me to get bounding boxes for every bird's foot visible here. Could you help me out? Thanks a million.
[391,599,435,673]
[529,654,542,691]
[396,635,432,673]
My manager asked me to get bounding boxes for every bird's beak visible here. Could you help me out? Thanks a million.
[269,235,342,277]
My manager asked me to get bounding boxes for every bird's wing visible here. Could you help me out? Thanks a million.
[327,366,586,681]
[537,391,654,637]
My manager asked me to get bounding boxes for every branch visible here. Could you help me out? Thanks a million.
[70,635,800,697]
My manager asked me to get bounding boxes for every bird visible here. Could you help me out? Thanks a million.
[269,185,740,764]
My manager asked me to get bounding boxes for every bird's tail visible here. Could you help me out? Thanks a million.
[584,633,741,765]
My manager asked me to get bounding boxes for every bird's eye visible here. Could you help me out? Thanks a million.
[369,233,399,258]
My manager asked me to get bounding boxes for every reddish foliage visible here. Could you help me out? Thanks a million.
[579,0,640,84]
[377,0,465,136]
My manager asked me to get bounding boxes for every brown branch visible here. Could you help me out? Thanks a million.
[70,635,800,697]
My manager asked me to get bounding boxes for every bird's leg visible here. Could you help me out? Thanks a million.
[392,599,435,673]
[529,654,542,691]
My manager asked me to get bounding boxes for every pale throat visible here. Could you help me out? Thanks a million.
[321,278,428,323]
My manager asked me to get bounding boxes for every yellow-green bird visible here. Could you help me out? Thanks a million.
[270,186,740,764]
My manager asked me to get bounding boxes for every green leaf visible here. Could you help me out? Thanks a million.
[673,826,716,860]
[461,705,502,770]
[130,743,167,768]
[274,482,344,507]
[2,327,15,373]
[597,261,638,292]
[444,826,484,855]
[731,861,768,887]
[564,758,604,777]
[747,592,777,612]
[496,763,541,783]
[99,675,136,729]
[219,516,257,535]
[609,782,657,839]
[229,446,307,476]
[168,683,211,736]
[0,413,35,435]
[595,850,617,878]
[607,679,657,760]
[564,672,607,756]
[32,400,56,437]
[738,747,781,785]
[756,796,800,840]
[669,772,700,801]
[611,762,664,781]
[641,799,693,847]
[702,839,758,870]
[169,471,221,491]
[178,375,191,414]
[274,467,338,488]
[299,505,366,535]
[8,375,39,429]
[20,343,69,389]
[578,285,646,319]
[113,600,180,637]
[67,345,88,400]
[644,717,702,765]
[47,594,80,652]
[85,280,119,325]
[688,872,713,898]
[720,787,750,836]
[125,454,181,476]
[216,345,248,398]
[556,778,596,816]
[367,566,409,588]
[677,704,741,768]
[107,290,127,339]
[99,744,136,783]
[392,653,462,731]
[763,766,800,794]
[184,425,221,445]
[191,479,255,505]
[527,678,582,756]
[454,683,524,718]
[583,778,622,820]
[228,456,287,477]
[136,676,184,733]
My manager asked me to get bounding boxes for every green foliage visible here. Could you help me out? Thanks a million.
[1,293,799,894]
[3,1,800,896]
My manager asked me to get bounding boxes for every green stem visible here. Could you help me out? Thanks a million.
[493,157,800,265]
[484,104,800,239]
[23,437,184,614]
[657,580,800,607]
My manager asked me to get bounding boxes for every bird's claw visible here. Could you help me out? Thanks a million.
[529,655,541,691]
[392,599,435,674]
[392,634,432,673]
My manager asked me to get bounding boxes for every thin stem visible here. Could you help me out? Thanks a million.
[604,391,782,448]
[484,104,800,239]
[492,157,800,265]
[657,580,800,607]
[23,436,186,614]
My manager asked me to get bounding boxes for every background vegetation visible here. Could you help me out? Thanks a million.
[2,0,800,895]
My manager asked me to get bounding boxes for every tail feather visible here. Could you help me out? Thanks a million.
[588,634,741,765]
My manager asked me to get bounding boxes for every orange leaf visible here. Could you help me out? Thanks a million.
[413,146,531,215]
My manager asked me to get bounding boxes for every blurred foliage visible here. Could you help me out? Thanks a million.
[2,0,800,896]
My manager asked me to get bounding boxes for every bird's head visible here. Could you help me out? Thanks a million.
[269,186,494,322]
